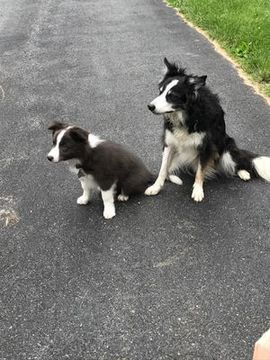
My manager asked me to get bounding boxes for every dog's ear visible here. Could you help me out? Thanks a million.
[69,127,88,143]
[163,57,186,76]
[164,57,173,70]
[164,57,178,75]
[48,121,67,132]
[188,75,207,90]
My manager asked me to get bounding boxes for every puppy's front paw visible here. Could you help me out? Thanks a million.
[77,195,89,205]
[191,184,204,202]
[103,207,116,219]
[117,194,129,202]
[145,184,162,196]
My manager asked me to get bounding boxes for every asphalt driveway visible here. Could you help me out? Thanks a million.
[0,0,269,359]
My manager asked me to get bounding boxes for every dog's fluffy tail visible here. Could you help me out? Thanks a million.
[222,136,270,182]
[252,156,270,182]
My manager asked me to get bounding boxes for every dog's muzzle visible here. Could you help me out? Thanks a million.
[147,104,156,112]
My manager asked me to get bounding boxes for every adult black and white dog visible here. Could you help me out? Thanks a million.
[47,122,154,219]
[145,58,270,202]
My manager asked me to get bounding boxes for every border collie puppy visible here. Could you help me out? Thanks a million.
[47,122,154,219]
[145,58,270,202]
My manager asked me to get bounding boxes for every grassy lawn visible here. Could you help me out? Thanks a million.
[167,0,270,97]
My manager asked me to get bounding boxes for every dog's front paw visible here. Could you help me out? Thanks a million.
[145,184,162,196]
[77,195,90,205]
[191,184,204,202]
[117,194,129,202]
[103,207,116,219]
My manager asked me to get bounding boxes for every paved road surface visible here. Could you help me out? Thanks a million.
[0,0,269,359]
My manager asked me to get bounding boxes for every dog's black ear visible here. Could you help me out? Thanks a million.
[164,57,172,70]
[188,75,207,90]
[48,121,67,132]
[163,57,186,77]
[164,57,178,74]
[69,127,88,143]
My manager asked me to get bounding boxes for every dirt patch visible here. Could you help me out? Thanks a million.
[0,209,20,227]
[0,196,20,227]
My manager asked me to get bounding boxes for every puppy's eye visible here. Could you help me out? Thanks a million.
[60,139,68,147]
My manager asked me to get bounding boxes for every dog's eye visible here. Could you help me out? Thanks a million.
[180,94,187,103]
[168,92,187,103]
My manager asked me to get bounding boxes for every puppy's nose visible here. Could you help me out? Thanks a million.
[47,155,53,162]
[148,104,155,112]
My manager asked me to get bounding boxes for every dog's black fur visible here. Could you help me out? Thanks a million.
[145,58,270,201]
[161,59,256,172]
[48,122,154,196]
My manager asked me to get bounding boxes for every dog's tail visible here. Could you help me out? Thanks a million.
[252,156,270,182]
[221,136,270,182]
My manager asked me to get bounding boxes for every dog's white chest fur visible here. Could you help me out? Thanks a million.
[164,113,205,168]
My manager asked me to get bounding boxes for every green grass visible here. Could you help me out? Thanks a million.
[167,0,270,97]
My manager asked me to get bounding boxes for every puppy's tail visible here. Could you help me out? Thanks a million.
[222,136,270,182]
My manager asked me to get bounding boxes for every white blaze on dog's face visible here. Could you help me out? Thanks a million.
[148,58,207,115]
[148,79,179,114]
[47,128,69,162]
[47,122,89,163]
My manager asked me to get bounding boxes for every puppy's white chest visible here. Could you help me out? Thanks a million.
[68,159,80,174]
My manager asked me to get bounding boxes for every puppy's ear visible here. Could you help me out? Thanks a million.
[69,127,88,143]
[188,75,207,90]
[163,57,186,76]
[48,121,67,132]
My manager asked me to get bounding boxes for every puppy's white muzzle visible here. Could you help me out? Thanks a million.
[47,146,60,162]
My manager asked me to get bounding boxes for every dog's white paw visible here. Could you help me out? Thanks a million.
[145,184,162,196]
[77,195,90,205]
[237,170,251,181]
[168,174,183,185]
[191,184,204,202]
[103,207,116,219]
[117,194,129,202]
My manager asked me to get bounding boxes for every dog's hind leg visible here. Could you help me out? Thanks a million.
[237,169,251,181]
[117,191,129,202]
[168,174,183,185]
[145,146,174,195]
[222,137,255,181]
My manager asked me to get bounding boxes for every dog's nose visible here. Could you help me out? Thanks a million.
[47,155,53,162]
[148,104,155,112]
